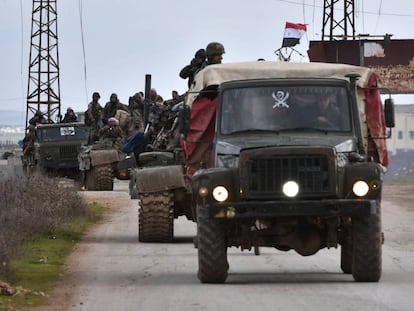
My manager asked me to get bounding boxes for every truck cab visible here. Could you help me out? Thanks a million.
[185,61,394,283]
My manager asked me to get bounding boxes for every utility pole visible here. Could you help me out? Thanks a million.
[26,0,61,126]
[321,0,355,40]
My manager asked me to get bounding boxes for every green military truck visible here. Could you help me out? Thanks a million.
[22,122,90,182]
[187,61,394,283]
[135,61,394,283]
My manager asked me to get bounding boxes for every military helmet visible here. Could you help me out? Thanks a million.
[206,42,225,59]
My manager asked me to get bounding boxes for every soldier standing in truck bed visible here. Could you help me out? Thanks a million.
[85,92,103,142]
[195,42,225,75]
[179,48,206,88]
[102,93,128,125]
[128,92,145,131]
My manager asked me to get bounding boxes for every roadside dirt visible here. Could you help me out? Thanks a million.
[23,183,414,311]
[382,184,414,210]
[23,190,132,311]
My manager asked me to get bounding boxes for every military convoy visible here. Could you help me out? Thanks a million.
[133,61,395,284]
[23,60,395,283]
[22,117,132,191]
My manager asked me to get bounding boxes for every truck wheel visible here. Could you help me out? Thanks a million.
[85,168,98,191]
[96,165,114,191]
[129,175,139,199]
[138,191,174,242]
[340,237,353,274]
[352,201,382,282]
[197,204,228,283]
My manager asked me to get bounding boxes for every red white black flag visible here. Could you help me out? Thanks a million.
[282,22,307,47]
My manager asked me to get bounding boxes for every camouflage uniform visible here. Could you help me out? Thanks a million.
[179,49,206,88]
[86,92,104,142]
[196,42,225,75]
[102,93,128,124]
[98,124,124,149]
[128,93,145,131]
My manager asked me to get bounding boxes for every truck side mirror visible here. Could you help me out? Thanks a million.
[384,98,395,128]
[178,104,191,138]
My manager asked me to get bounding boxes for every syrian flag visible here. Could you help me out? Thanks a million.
[282,22,307,47]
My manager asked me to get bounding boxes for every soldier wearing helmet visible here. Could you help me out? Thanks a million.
[206,42,225,64]
[195,42,225,76]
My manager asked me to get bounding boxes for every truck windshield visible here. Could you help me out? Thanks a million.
[220,85,351,134]
[37,126,90,142]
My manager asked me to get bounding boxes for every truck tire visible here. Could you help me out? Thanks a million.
[340,236,353,274]
[85,168,98,191]
[129,175,139,199]
[96,165,114,191]
[352,201,382,282]
[138,191,174,242]
[197,204,228,283]
[85,165,114,191]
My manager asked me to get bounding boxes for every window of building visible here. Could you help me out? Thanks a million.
[398,130,403,139]
[409,130,414,140]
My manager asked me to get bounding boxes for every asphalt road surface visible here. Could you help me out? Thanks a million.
[35,181,414,311]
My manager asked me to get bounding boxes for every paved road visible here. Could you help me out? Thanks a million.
[44,181,414,311]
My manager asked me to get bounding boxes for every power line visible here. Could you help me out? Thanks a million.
[78,0,88,104]
[273,0,414,17]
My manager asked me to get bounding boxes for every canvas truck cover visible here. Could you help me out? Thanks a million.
[181,61,388,174]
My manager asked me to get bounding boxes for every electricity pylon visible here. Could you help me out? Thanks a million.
[26,0,61,126]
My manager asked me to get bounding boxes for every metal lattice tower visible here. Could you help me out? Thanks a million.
[26,0,61,125]
[321,0,355,40]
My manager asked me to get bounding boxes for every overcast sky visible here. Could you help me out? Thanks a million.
[1,0,414,119]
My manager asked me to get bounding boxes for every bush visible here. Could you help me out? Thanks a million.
[0,173,87,275]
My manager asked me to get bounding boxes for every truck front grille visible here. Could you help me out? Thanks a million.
[245,155,330,197]
[59,145,79,159]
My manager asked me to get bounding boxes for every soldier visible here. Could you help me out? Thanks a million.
[98,117,124,148]
[179,48,206,88]
[86,92,103,142]
[128,92,145,131]
[62,107,78,123]
[196,42,225,75]
[102,93,128,125]
[29,110,47,126]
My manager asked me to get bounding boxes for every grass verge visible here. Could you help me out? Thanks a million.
[0,202,105,311]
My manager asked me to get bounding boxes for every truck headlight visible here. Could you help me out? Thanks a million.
[212,186,229,202]
[352,180,369,197]
[283,181,299,198]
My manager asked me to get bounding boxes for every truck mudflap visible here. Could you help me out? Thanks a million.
[136,165,186,193]
[90,149,119,166]
[207,199,377,219]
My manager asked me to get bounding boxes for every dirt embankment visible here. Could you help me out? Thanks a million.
[382,183,414,210]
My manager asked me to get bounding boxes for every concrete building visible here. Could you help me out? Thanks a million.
[387,104,414,154]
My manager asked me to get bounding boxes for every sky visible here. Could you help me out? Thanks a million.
[1,0,414,123]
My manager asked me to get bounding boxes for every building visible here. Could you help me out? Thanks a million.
[387,104,414,154]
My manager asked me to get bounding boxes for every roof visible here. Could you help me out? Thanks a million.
[187,61,375,105]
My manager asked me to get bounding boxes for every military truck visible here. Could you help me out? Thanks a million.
[185,61,394,283]
[137,61,395,283]
[78,139,134,191]
[22,122,90,182]
[130,100,192,242]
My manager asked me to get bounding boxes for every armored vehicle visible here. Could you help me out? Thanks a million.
[185,61,394,283]
[23,122,89,181]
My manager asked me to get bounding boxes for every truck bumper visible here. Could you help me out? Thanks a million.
[207,199,377,219]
